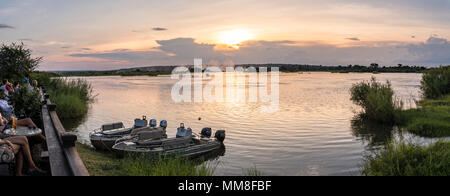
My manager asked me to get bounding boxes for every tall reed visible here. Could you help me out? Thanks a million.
[46,78,93,119]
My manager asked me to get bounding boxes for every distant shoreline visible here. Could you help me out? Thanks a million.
[44,64,433,77]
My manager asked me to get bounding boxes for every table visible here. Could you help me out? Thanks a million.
[3,126,42,137]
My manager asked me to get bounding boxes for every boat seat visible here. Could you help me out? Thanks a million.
[131,127,161,136]
[102,128,132,136]
[137,129,166,141]
[162,137,192,150]
[137,136,191,147]
[102,122,124,131]
[113,122,124,129]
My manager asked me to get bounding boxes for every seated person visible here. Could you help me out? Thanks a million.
[0,112,46,143]
[0,137,46,176]
[13,82,21,93]
[0,89,46,142]
[23,75,30,86]
[0,80,10,101]
[0,89,13,118]
[29,80,39,92]
[1,116,46,176]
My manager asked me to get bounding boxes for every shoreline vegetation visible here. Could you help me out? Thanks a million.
[77,142,261,176]
[351,66,449,176]
[51,63,432,77]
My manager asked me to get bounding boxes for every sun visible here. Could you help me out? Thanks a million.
[218,29,254,49]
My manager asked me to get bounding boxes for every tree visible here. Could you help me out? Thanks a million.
[370,63,379,70]
[0,43,42,81]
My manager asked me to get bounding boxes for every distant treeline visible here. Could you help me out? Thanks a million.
[50,64,438,77]
[53,70,172,77]
[239,63,429,73]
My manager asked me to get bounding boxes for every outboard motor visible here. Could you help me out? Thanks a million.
[176,123,192,138]
[150,119,157,128]
[215,130,226,142]
[160,120,167,129]
[201,127,212,138]
[134,116,148,128]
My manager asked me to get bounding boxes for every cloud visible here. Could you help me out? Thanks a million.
[81,48,91,51]
[152,27,168,31]
[346,37,360,41]
[66,36,449,70]
[403,36,450,64]
[0,24,14,29]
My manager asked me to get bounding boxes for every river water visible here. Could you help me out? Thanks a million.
[67,72,423,176]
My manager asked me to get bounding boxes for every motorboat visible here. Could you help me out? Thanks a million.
[112,123,225,158]
[90,116,167,151]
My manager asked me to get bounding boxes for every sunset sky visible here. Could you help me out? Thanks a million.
[1,0,449,70]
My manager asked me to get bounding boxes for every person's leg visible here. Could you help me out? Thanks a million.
[15,149,24,176]
[17,118,37,128]
[4,136,42,172]
[17,118,46,142]
[6,143,23,176]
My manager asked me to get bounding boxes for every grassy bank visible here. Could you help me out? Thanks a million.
[398,95,450,138]
[362,140,450,176]
[76,143,216,176]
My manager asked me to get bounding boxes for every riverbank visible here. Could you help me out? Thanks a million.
[398,95,450,138]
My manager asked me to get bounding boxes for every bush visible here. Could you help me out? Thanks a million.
[350,77,402,123]
[421,66,450,99]
[362,140,450,176]
[0,43,42,81]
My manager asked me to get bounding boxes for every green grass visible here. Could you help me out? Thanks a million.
[243,165,263,176]
[124,155,216,176]
[76,143,127,176]
[362,140,450,176]
[398,95,450,138]
[76,143,216,176]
